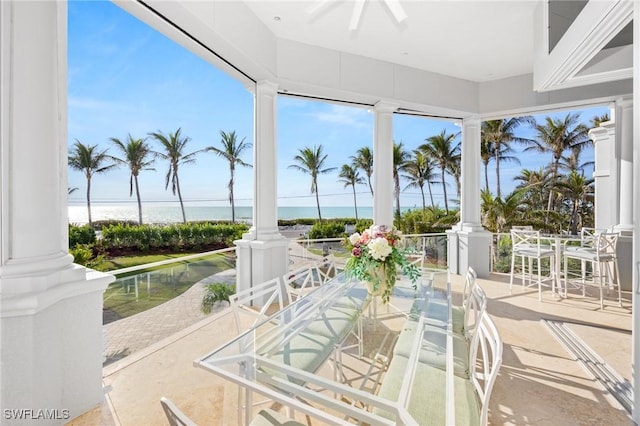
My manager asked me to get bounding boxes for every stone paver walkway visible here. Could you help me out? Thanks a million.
[102,239,324,367]
[103,269,236,366]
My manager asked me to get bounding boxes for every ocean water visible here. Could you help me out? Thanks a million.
[67,203,374,224]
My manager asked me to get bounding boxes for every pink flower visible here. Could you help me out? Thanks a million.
[361,231,371,244]
[351,247,362,257]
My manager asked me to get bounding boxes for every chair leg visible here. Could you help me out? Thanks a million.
[509,253,515,294]
[537,258,542,301]
[598,260,604,310]
[521,256,526,291]
[614,259,622,307]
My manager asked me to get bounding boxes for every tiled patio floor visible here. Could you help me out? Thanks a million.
[70,271,633,426]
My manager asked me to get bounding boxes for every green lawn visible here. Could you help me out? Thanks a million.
[103,252,234,323]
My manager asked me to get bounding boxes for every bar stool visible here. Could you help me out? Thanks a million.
[563,231,622,309]
[509,229,556,301]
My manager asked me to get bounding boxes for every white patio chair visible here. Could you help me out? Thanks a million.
[229,277,291,333]
[284,264,323,301]
[467,311,503,426]
[509,229,556,301]
[563,231,622,309]
[249,408,305,426]
[160,397,197,426]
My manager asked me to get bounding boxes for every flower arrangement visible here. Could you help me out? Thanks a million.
[343,224,420,303]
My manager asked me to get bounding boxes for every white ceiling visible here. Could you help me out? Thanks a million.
[243,0,539,83]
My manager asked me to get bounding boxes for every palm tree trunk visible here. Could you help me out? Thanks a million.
[86,176,92,226]
[352,185,359,221]
[367,174,373,196]
[441,167,449,213]
[175,174,187,223]
[547,160,559,211]
[484,163,489,193]
[229,166,236,223]
[420,185,426,211]
[315,189,322,221]
[495,153,502,198]
[428,183,435,209]
[394,174,401,218]
[134,175,143,224]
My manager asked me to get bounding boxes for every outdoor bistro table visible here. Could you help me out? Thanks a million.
[194,270,452,425]
[537,233,585,297]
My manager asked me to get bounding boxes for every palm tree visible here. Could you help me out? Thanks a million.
[513,167,550,211]
[480,189,525,234]
[351,146,374,196]
[481,118,532,198]
[419,130,460,214]
[149,128,203,223]
[480,138,494,192]
[590,113,610,128]
[109,135,156,225]
[289,145,336,220]
[402,150,435,211]
[207,130,252,223]
[338,164,364,220]
[392,142,411,218]
[68,140,116,226]
[525,113,591,212]
[557,171,594,235]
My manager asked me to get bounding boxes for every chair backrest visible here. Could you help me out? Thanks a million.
[461,267,477,308]
[229,277,290,333]
[468,312,503,426]
[160,397,197,426]
[510,229,542,253]
[580,227,603,248]
[284,265,323,300]
[316,258,344,284]
[595,232,619,258]
[463,282,487,340]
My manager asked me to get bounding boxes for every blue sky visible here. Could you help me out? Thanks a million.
[67,1,607,211]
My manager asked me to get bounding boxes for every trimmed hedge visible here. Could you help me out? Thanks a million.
[69,224,96,246]
[99,222,248,253]
[308,221,347,239]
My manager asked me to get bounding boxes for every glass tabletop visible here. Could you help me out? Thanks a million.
[194,269,450,425]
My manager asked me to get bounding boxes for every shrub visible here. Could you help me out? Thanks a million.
[355,219,373,233]
[308,221,346,239]
[201,283,236,313]
[69,243,106,270]
[99,222,249,254]
[69,224,96,246]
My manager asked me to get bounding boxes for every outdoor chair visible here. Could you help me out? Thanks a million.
[563,231,622,309]
[160,397,197,426]
[284,264,324,301]
[249,408,305,426]
[509,229,556,301]
[229,277,291,334]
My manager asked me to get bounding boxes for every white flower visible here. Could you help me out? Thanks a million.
[348,232,361,245]
[368,237,392,261]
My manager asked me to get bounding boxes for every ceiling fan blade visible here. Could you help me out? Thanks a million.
[384,0,407,23]
[349,0,366,31]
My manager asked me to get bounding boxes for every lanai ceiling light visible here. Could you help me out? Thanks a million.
[308,0,407,31]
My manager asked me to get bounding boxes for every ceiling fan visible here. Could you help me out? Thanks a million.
[308,0,407,31]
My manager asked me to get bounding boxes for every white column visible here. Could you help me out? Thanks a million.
[632,3,640,424]
[460,118,483,230]
[590,121,618,230]
[234,81,288,296]
[251,80,281,240]
[448,117,491,278]
[0,1,112,422]
[372,101,395,228]
[615,99,634,231]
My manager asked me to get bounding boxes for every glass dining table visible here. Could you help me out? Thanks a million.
[193,269,452,425]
